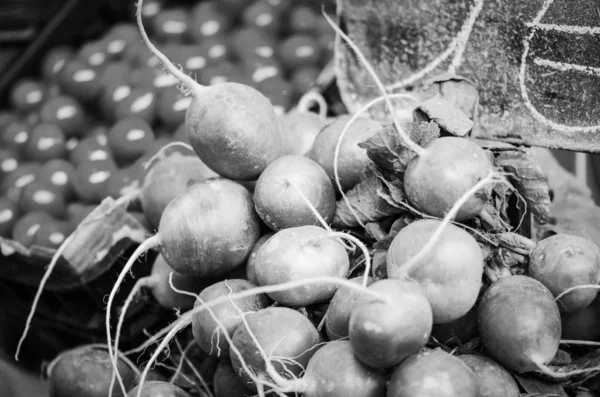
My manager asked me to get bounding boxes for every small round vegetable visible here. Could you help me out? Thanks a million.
[1,163,40,203]
[307,115,381,191]
[278,35,321,71]
[199,36,232,64]
[127,381,189,397]
[213,360,253,397]
[242,1,280,35]
[246,232,273,284]
[561,297,600,340]
[48,345,137,397]
[24,123,67,162]
[254,155,336,230]
[131,67,179,94]
[404,137,495,220]
[325,276,375,341]
[349,279,433,368]
[40,96,85,138]
[0,198,18,237]
[67,203,95,228]
[113,88,157,125]
[59,59,103,102]
[41,46,73,82]
[529,233,600,312]
[156,91,192,129]
[230,306,322,388]
[288,6,318,34]
[387,349,478,397]
[0,149,21,182]
[243,57,283,86]
[33,220,73,249]
[38,159,75,200]
[68,137,113,167]
[107,117,155,164]
[192,279,270,358]
[172,45,208,76]
[19,181,66,218]
[1,121,30,154]
[254,226,349,306]
[279,109,327,156]
[189,2,232,41]
[10,79,47,112]
[72,160,117,204]
[103,24,139,59]
[99,80,133,121]
[459,354,520,397]
[301,340,386,397]
[200,62,244,86]
[77,40,108,68]
[387,219,484,323]
[478,275,561,372]
[152,8,190,43]
[290,67,320,94]
[11,211,53,248]
[231,28,277,61]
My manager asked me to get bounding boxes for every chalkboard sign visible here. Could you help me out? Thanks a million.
[335,0,600,152]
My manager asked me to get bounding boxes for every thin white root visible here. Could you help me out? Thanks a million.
[169,340,194,385]
[143,141,195,170]
[535,360,600,379]
[324,232,371,288]
[396,173,506,277]
[554,285,600,304]
[297,91,328,119]
[287,180,333,233]
[106,235,160,396]
[560,340,600,346]
[447,0,485,73]
[257,375,267,397]
[173,339,214,397]
[15,231,77,361]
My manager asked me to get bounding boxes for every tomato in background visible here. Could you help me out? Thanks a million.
[99,80,134,121]
[1,163,41,205]
[1,121,30,155]
[242,1,280,36]
[19,181,66,219]
[33,220,74,249]
[189,1,232,42]
[76,40,109,68]
[278,35,321,71]
[40,96,85,138]
[107,116,156,164]
[0,149,20,183]
[290,66,321,94]
[41,47,73,82]
[152,8,190,43]
[230,28,277,62]
[103,23,140,60]
[58,60,103,103]
[72,160,117,204]
[38,159,75,201]
[0,197,18,238]
[10,80,48,113]
[157,91,192,129]
[199,35,232,64]
[114,88,157,125]
[288,6,318,34]
[24,123,67,162]
[11,211,53,248]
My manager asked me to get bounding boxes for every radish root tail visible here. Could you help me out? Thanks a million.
[297,91,328,119]
[554,285,600,309]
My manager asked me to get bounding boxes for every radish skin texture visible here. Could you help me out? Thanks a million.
[49,347,137,397]
[325,276,375,341]
[246,233,274,285]
[254,226,349,306]
[253,155,336,230]
[459,354,520,397]
[404,137,494,221]
[230,306,323,389]
[478,275,561,372]
[213,360,253,397]
[529,233,600,312]
[349,279,433,369]
[386,219,484,323]
[307,115,381,191]
[561,296,600,341]
[302,340,386,397]
[387,349,478,397]
[158,178,261,276]
[279,110,327,156]
[140,154,218,230]
[127,381,190,397]
[186,82,282,181]
[192,279,270,359]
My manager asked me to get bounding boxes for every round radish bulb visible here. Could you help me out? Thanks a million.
[431,305,478,346]
[33,219,73,249]
[1,121,30,155]
[24,123,67,162]
[325,276,375,340]
[0,149,19,182]
[213,360,253,397]
[140,155,218,229]
[38,159,75,204]
[259,77,294,114]
[72,160,117,204]
[387,219,484,323]
[254,225,349,306]
[279,110,327,156]
[152,8,190,43]
[231,28,277,61]
[11,211,52,248]
[561,296,600,341]
[40,96,84,138]
[19,181,66,218]
[0,198,18,237]
[308,115,381,191]
[49,346,138,397]
[478,275,561,372]
[388,349,478,397]
[404,137,495,220]
[159,178,261,276]
[254,155,335,230]
[76,40,108,68]
[59,59,103,102]
[10,79,47,112]
[157,90,192,128]
[459,354,519,397]
[189,2,232,41]
[529,233,600,312]
[198,35,231,64]
[192,279,270,358]
[103,23,139,59]
[290,67,321,94]
[278,35,321,71]
[107,116,155,165]
[41,46,73,82]
[243,1,280,36]
[1,163,40,203]
[302,340,386,397]
[128,381,189,397]
[288,6,318,34]
[349,279,433,368]
[230,306,322,388]
[99,80,134,121]
[114,88,157,125]
[246,232,273,285]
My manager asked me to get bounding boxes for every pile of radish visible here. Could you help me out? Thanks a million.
[8,0,600,397]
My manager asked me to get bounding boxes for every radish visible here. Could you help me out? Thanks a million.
[459,354,520,397]
[478,275,561,372]
[349,279,433,368]
[127,382,189,397]
[279,91,329,156]
[253,155,336,230]
[246,232,273,285]
[387,349,478,397]
[136,0,282,181]
[325,276,375,341]
[387,219,484,323]
[192,279,270,359]
[213,360,253,397]
[253,226,350,306]
[529,233,600,312]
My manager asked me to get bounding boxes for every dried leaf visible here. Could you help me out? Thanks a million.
[421,73,480,120]
[513,374,568,397]
[359,122,440,173]
[414,95,474,137]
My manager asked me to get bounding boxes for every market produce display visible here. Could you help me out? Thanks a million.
[2,0,600,397]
